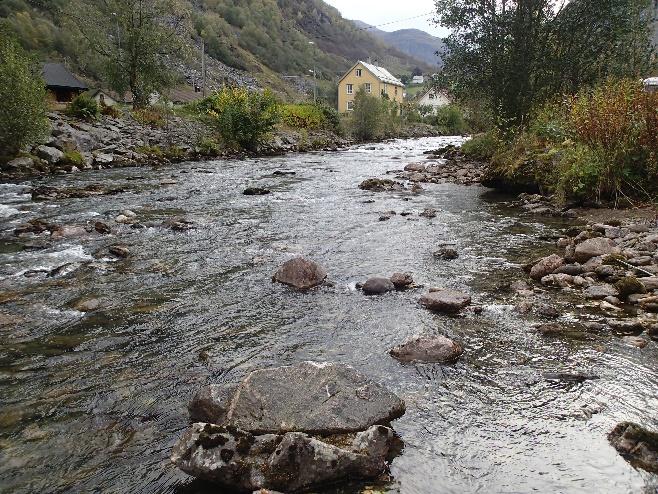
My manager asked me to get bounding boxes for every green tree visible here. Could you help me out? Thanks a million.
[0,28,48,158]
[64,0,189,108]
[436,0,656,125]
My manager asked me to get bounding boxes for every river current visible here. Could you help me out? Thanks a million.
[1,137,657,493]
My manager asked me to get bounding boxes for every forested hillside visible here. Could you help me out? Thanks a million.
[0,0,430,95]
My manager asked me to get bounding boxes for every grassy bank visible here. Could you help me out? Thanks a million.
[463,79,658,206]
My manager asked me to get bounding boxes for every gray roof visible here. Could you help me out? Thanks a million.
[42,63,88,90]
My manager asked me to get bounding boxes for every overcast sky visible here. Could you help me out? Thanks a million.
[323,0,449,37]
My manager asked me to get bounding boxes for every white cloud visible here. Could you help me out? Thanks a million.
[323,0,449,37]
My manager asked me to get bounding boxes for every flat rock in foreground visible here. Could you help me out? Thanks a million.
[191,362,406,435]
[609,422,658,473]
[390,335,463,364]
[272,257,327,290]
[420,289,471,313]
[171,423,399,493]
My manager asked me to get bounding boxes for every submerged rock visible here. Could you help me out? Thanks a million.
[362,277,395,295]
[109,245,130,258]
[244,187,271,196]
[434,247,458,260]
[390,335,463,364]
[623,336,648,348]
[420,289,471,313]
[584,284,619,300]
[609,422,658,473]
[272,257,327,290]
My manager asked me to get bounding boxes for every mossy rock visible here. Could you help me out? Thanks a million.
[614,276,646,298]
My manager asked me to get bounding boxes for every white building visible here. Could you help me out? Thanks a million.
[417,88,451,113]
[411,75,424,84]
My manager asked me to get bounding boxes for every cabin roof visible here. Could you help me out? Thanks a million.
[42,63,88,90]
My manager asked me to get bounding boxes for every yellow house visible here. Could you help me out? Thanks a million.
[337,61,405,113]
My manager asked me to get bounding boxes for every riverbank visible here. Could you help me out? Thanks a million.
[0,111,442,182]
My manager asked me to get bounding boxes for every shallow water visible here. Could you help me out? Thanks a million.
[1,137,657,494]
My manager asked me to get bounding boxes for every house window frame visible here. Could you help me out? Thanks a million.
[394,87,398,96]
[428,93,435,100]
[355,69,362,77]
[365,83,371,93]
[346,84,353,94]
[347,100,354,111]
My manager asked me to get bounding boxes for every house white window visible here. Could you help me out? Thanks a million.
[365,83,371,93]
[346,84,353,94]
[347,100,354,111]
[355,69,362,77]
[429,93,435,99]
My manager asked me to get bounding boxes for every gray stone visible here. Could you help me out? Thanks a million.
[390,272,414,290]
[609,422,658,474]
[5,157,34,171]
[623,336,648,348]
[420,289,471,313]
[171,423,398,493]
[584,284,619,300]
[404,163,426,172]
[206,362,405,435]
[390,335,463,364]
[540,273,573,287]
[272,257,327,290]
[189,384,237,424]
[530,254,565,280]
[35,145,64,164]
[575,238,620,263]
[555,264,583,276]
[362,277,395,295]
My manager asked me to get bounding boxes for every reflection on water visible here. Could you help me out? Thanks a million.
[0,137,657,493]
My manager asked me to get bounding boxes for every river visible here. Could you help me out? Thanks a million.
[1,136,657,493]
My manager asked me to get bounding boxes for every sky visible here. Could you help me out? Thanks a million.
[323,0,449,38]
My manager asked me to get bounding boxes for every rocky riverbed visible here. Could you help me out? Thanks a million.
[1,136,658,493]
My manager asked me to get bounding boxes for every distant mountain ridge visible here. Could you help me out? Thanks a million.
[352,20,444,68]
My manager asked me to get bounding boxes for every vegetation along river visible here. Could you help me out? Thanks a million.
[1,136,657,493]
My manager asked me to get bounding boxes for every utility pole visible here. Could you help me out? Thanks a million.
[309,41,317,104]
[201,32,206,97]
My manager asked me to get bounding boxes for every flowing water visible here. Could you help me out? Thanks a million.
[1,137,657,494]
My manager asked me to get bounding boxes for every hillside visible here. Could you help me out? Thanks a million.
[352,20,444,68]
[0,0,432,100]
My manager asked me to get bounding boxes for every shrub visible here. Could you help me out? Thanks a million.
[281,104,326,130]
[101,104,121,118]
[132,107,166,128]
[0,29,48,158]
[196,88,280,151]
[62,150,84,167]
[461,131,501,160]
[427,105,468,135]
[198,137,220,156]
[67,94,100,120]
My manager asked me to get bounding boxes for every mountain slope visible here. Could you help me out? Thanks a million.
[0,0,432,99]
[352,20,444,68]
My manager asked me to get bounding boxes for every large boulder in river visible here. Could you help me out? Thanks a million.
[609,422,658,473]
[175,362,406,492]
[390,272,414,290]
[190,362,405,435]
[171,423,399,493]
[574,237,620,263]
[272,257,327,290]
[390,335,463,364]
[362,277,395,295]
[530,254,565,280]
[420,289,471,313]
